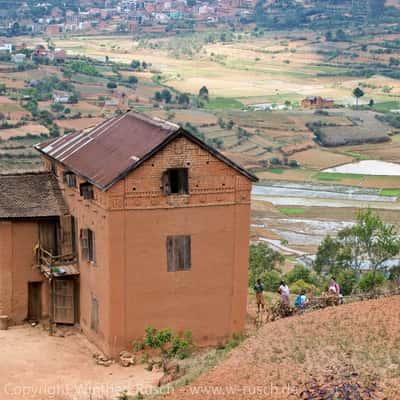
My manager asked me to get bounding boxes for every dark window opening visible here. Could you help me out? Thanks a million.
[64,171,76,188]
[80,182,94,200]
[167,235,191,272]
[81,228,96,263]
[162,168,188,195]
[51,160,58,176]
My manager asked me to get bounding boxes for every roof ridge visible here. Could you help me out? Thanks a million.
[127,110,179,131]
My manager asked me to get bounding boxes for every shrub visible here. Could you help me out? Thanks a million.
[107,82,117,89]
[289,279,316,295]
[261,270,282,292]
[358,272,386,292]
[336,269,358,296]
[285,264,319,286]
[133,327,194,368]
[249,242,284,288]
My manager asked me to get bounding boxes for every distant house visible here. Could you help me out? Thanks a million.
[49,48,67,62]
[12,53,26,64]
[0,42,12,53]
[301,96,334,109]
[104,98,119,106]
[32,44,48,58]
[53,91,70,103]
[0,110,257,357]
[46,24,61,36]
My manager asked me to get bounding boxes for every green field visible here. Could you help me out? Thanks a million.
[278,207,306,216]
[380,189,400,197]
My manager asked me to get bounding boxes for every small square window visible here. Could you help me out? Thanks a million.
[80,182,94,200]
[64,172,76,188]
[167,235,191,272]
[162,168,188,195]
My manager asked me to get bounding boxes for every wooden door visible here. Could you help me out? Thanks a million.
[39,220,58,255]
[60,215,76,256]
[53,280,75,324]
[28,282,42,322]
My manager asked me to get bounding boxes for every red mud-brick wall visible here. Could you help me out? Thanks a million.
[106,136,252,356]
[48,160,112,354]
[0,221,48,324]
[43,135,252,357]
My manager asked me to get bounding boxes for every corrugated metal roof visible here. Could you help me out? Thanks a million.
[0,172,67,219]
[35,110,258,190]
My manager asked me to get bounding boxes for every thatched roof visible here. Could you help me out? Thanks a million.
[0,172,67,219]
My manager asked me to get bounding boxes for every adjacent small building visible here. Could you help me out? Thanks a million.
[301,96,334,109]
[0,111,257,357]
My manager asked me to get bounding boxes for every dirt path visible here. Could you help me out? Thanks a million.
[0,325,162,400]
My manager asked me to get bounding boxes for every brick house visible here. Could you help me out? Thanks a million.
[0,111,257,356]
[301,96,334,109]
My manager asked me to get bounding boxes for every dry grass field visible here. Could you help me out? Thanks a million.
[166,296,400,400]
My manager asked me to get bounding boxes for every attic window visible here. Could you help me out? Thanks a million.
[80,182,94,200]
[64,171,76,188]
[162,168,188,195]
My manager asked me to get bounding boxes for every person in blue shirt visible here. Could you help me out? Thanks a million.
[254,279,266,312]
[295,289,309,310]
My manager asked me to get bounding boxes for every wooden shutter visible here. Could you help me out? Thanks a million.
[178,169,189,194]
[90,230,96,264]
[182,236,191,270]
[64,172,76,188]
[53,280,75,324]
[167,236,175,272]
[167,235,191,272]
[91,294,99,332]
[39,221,58,255]
[60,215,73,256]
[81,229,89,260]
[162,172,171,195]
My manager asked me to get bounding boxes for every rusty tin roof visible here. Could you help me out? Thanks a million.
[35,110,258,190]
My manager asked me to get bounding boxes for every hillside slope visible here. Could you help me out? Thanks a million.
[167,296,400,399]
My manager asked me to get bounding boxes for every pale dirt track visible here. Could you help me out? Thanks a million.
[0,325,162,400]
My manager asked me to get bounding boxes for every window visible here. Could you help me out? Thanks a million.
[50,160,58,176]
[167,235,191,272]
[64,171,76,188]
[90,294,99,332]
[80,182,94,200]
[162,168,188,195]
[81,228,96,263]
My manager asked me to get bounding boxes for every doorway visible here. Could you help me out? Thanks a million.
[28,282,42,322]
[39,220,58,255]
[53,279,75,324]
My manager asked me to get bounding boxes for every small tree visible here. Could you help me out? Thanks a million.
[314,209,400,290]
[199,86,209,101]
[177,93,190,106]
[128,76,138,85]
[353,87,364,105]
[161,89,172,103]
[130,60,141,70]
[249,242,284,288]
[107,82,117,90]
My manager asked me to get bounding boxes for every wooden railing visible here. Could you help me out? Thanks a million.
[36,246,76,268]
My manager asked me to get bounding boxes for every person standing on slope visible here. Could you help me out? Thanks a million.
[279,280,290,305]
[254,279,266,312]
